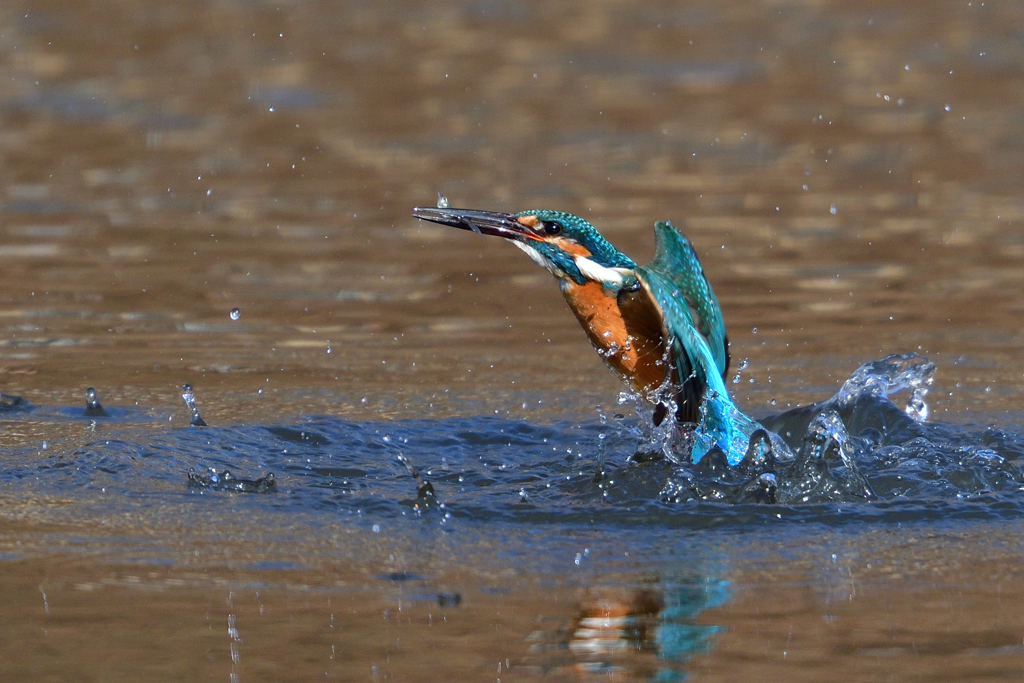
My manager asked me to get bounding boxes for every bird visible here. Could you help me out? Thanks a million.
[412,204,771,465]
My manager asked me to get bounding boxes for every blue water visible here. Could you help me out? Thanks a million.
[5,358,1024,680]
[4,356,1024,537]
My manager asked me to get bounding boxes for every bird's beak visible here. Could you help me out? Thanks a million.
[412,207,543,242]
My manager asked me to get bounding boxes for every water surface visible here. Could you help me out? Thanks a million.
[3,0,1024,680]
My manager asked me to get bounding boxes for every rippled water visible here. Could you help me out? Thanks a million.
[5,0,1024,680]
[6,370,1024,679]
[4,351,1024,529]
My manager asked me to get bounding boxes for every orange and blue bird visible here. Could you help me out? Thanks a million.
[412,204,771,465]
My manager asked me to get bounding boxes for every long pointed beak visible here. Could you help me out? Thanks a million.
[412,207,541,242]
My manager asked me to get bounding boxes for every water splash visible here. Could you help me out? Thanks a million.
[397,452,439,513]
[778,410,874,503]
[616,364,792,469]
[829,352,934,420]
[85,387,109,417]
[635,353,956,504]
[598,341,622,358]
[3,353,1024,515]
[619,383,681,461]
[731,358,749,384]
[1,391,31,411]
[187,468,276,493]
[691,387,794,466]
[181,383,207,427]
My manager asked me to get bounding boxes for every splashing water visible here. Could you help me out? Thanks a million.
[84,387,109,418]
[829,352,934,420]
[181,383,207,427]
[616,352,1024,505]
[396,452,440,513]
[616,362,792,469]
[2,353,1023,518]
[188,468,276,493]
[0,391,30,411]
[731,358,749,384]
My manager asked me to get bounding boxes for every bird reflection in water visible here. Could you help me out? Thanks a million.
[523,576,728,679]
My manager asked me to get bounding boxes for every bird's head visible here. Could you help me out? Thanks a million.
[412,206,637,288]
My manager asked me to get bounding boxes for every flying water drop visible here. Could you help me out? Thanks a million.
[732,358,749,384]
[181,384,207,426]
[229,307,241,320]
[830,352,934,421]
[85,387,109,417]
[397,452,438,512]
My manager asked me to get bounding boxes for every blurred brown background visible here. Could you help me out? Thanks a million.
[3,3,1024,681]
[0,0,1022,420]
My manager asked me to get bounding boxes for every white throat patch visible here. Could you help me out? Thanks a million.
[512,241,565,278]
[573,255,627,287]
[512,241,629,288]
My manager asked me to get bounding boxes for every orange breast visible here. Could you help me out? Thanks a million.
[560,281,667,396]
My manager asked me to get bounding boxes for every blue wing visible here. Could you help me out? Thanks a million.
[643,221,729,378]
[636,225,764,465]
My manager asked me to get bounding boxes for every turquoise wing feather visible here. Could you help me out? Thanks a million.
[637,228,763,465]
[633,265,705,425]
[643,221,729,377]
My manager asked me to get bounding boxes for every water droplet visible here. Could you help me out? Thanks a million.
[830,204,837,215]
[436,192,450,209]
[372,524,380,533]
[85,386,109,417]
[751,327,758,334]
[832,352,934,421]
[181,384,207,426]
[229,307,241,321]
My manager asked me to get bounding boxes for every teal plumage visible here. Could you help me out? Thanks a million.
[641,221,728,377]
[412,204,767,465]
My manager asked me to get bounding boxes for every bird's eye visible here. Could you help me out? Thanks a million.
[544,221,562,235]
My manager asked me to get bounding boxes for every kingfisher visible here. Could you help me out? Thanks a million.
[412,204,772,465]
